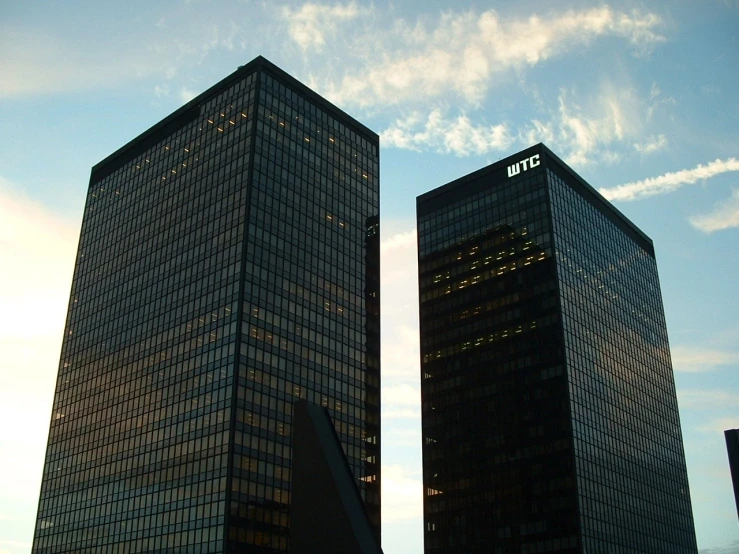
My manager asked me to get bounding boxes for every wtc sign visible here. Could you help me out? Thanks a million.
[507,154,540,178]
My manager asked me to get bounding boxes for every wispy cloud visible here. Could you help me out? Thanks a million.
[671,345,739,372]
[382,110,512,156]
[646,82,677,120]
[599,158,739,201]
[380,80,658,162]
[634,134,668,154]
[154,84,170,97]
[179,87,198,103]
[689,188,739,233]
[552,85,636,166]
[282,1,368,51]
[308,6,664,108]
[697,417,739,436]
[520,119,556,146]
[517,83,644,166]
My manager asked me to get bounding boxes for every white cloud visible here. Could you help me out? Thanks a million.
[384,384,420,406]
[0,178,78,339]
[313,6,663,108]
[0,179,78,538]
[380,228,417,292]
[381,228,416,253]
[381,228,421,379]
[672,345,739,372]
[599,157,739,201]
[381,465,423,523]
[634,134,668,154]
[281,2,368,51]
[382,110,512,156]
[382,324,421,381]
[689,189,739,233]
[383,408,422,421]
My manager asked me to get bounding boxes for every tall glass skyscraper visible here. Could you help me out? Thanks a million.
[417,144,697,553]
[32,56,381,553]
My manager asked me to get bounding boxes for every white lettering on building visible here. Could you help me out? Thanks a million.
[507,154,540,178]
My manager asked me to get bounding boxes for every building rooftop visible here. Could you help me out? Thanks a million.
[417,143,654,256]
[90,55,378,186]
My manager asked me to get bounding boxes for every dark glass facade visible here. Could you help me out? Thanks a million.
[725,428,739,520]
[32,56,380,554]
[417,144,697,553]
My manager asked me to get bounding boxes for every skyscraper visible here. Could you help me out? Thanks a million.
[417,144,697,553]
[32,56,381,554]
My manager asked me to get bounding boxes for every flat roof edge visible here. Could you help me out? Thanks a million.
[416,144,542,205]
[416,143,653,252]
[90,56,377,183]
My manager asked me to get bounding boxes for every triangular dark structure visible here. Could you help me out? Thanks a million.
[290,400,383,554]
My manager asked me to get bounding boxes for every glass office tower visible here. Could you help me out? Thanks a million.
[32,56,380,554]
[417,144,696,553]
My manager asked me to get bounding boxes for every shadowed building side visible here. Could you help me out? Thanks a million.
[290,400,383,554]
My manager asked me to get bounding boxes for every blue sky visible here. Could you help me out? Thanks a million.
[1,1,738,552]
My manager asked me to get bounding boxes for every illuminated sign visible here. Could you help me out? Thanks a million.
[507,154,540,178]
